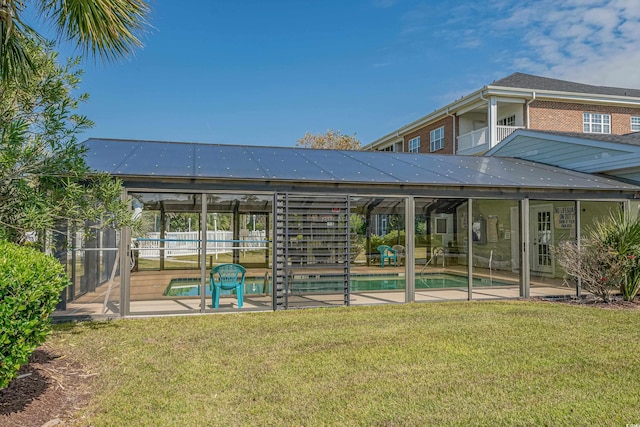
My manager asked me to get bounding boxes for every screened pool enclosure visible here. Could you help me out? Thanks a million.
[53,139,640,318]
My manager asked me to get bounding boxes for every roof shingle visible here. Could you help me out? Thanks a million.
[491,72,640,98]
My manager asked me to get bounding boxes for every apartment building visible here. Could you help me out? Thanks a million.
[365,73,640,155]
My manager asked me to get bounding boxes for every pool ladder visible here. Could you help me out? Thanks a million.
[418,248,495,287]
[418,247,445,287]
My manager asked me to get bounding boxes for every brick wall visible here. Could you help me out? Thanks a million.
[403,117,454,154]
[529,100,640,134]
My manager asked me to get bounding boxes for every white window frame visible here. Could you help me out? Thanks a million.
[430,127,445,152]
[408,136,420,153]
[631,116,640,132]
[583,113,611,134]
[498,115,516,126]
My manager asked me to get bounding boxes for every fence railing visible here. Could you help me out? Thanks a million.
[457,127,487,152]
[496,125,523,142]
[135,231,268,258]
[457,125,524,153]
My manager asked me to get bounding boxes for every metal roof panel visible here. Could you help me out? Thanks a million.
[83,138,640,191]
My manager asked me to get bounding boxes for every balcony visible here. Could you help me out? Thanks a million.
[457,125,523,155]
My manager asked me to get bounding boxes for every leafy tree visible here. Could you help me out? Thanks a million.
[0,38,130,245]
[297,129,361,150]
[207,213,231,231]
[0,0,150,82]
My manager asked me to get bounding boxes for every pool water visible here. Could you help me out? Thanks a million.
[163,274,512,297]
[163,277,264,297]
[418,273,508,289]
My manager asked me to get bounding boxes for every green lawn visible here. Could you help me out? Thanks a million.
[50,301,640,426]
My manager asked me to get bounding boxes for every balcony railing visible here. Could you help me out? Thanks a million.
[457,128,487,153]
[496,125,523,141]
[457,125,524,154]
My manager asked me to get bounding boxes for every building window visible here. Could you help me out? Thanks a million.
[498,115,516,126]
[430,127,445,152]
[583,113,610,134]
[631,116,640,132]
[408,136,420,153]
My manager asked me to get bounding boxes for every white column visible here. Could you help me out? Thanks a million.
[521,198,530,298]
[488,96,498,148]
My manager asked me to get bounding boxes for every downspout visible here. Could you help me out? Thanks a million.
[479,91,487,130]
[526,92,536,129]
[479,91,494,148]
[445,107,456,154]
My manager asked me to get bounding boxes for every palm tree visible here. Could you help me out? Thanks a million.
[0,0,150,82]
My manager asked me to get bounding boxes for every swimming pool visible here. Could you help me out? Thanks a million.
[163,277,265,297]
[418,273,511,289]
[163,273,513,297]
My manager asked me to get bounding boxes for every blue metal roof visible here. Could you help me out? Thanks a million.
[83,138,640,191]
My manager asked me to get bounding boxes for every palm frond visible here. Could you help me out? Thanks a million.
[41,0,150,62]
[0,5,40,84]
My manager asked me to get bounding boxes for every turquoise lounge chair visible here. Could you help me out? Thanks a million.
[377,245,397,267]
[210,263,246,308]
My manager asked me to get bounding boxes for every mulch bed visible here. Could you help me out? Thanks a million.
[0,347,92,427]
[532,294,640,310]
[2,297,638,426]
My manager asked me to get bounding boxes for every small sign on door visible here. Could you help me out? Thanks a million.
[553,206,575,229]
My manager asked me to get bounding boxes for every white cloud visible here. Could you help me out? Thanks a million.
[494,0,640,87]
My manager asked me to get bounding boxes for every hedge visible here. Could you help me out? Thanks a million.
[0,240,69,389]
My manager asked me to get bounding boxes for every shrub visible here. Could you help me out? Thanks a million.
[555,213,640,302]
[554,239,622,303]
[383,230,405,248]
[0,240,69,389]
[364,231,407,256]
[592,213,640,301]
[368,235,384,253]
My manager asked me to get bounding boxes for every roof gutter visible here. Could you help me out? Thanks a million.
[367,83,640,150]
[366,87,490,149]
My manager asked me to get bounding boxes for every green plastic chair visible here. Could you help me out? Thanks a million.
[210,263,246,308]
[377,245,397,267]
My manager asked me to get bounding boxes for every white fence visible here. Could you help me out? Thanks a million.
[135,230,267,258]
[496,125,523,142]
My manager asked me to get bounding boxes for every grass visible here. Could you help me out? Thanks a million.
[49,301,640,426]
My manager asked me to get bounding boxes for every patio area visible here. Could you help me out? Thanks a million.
[54,263,575,319]
[51,139,638,319]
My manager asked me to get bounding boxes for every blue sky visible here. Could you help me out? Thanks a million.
[48,0,640,146]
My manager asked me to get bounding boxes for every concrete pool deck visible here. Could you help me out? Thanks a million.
[53,265,576,319]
